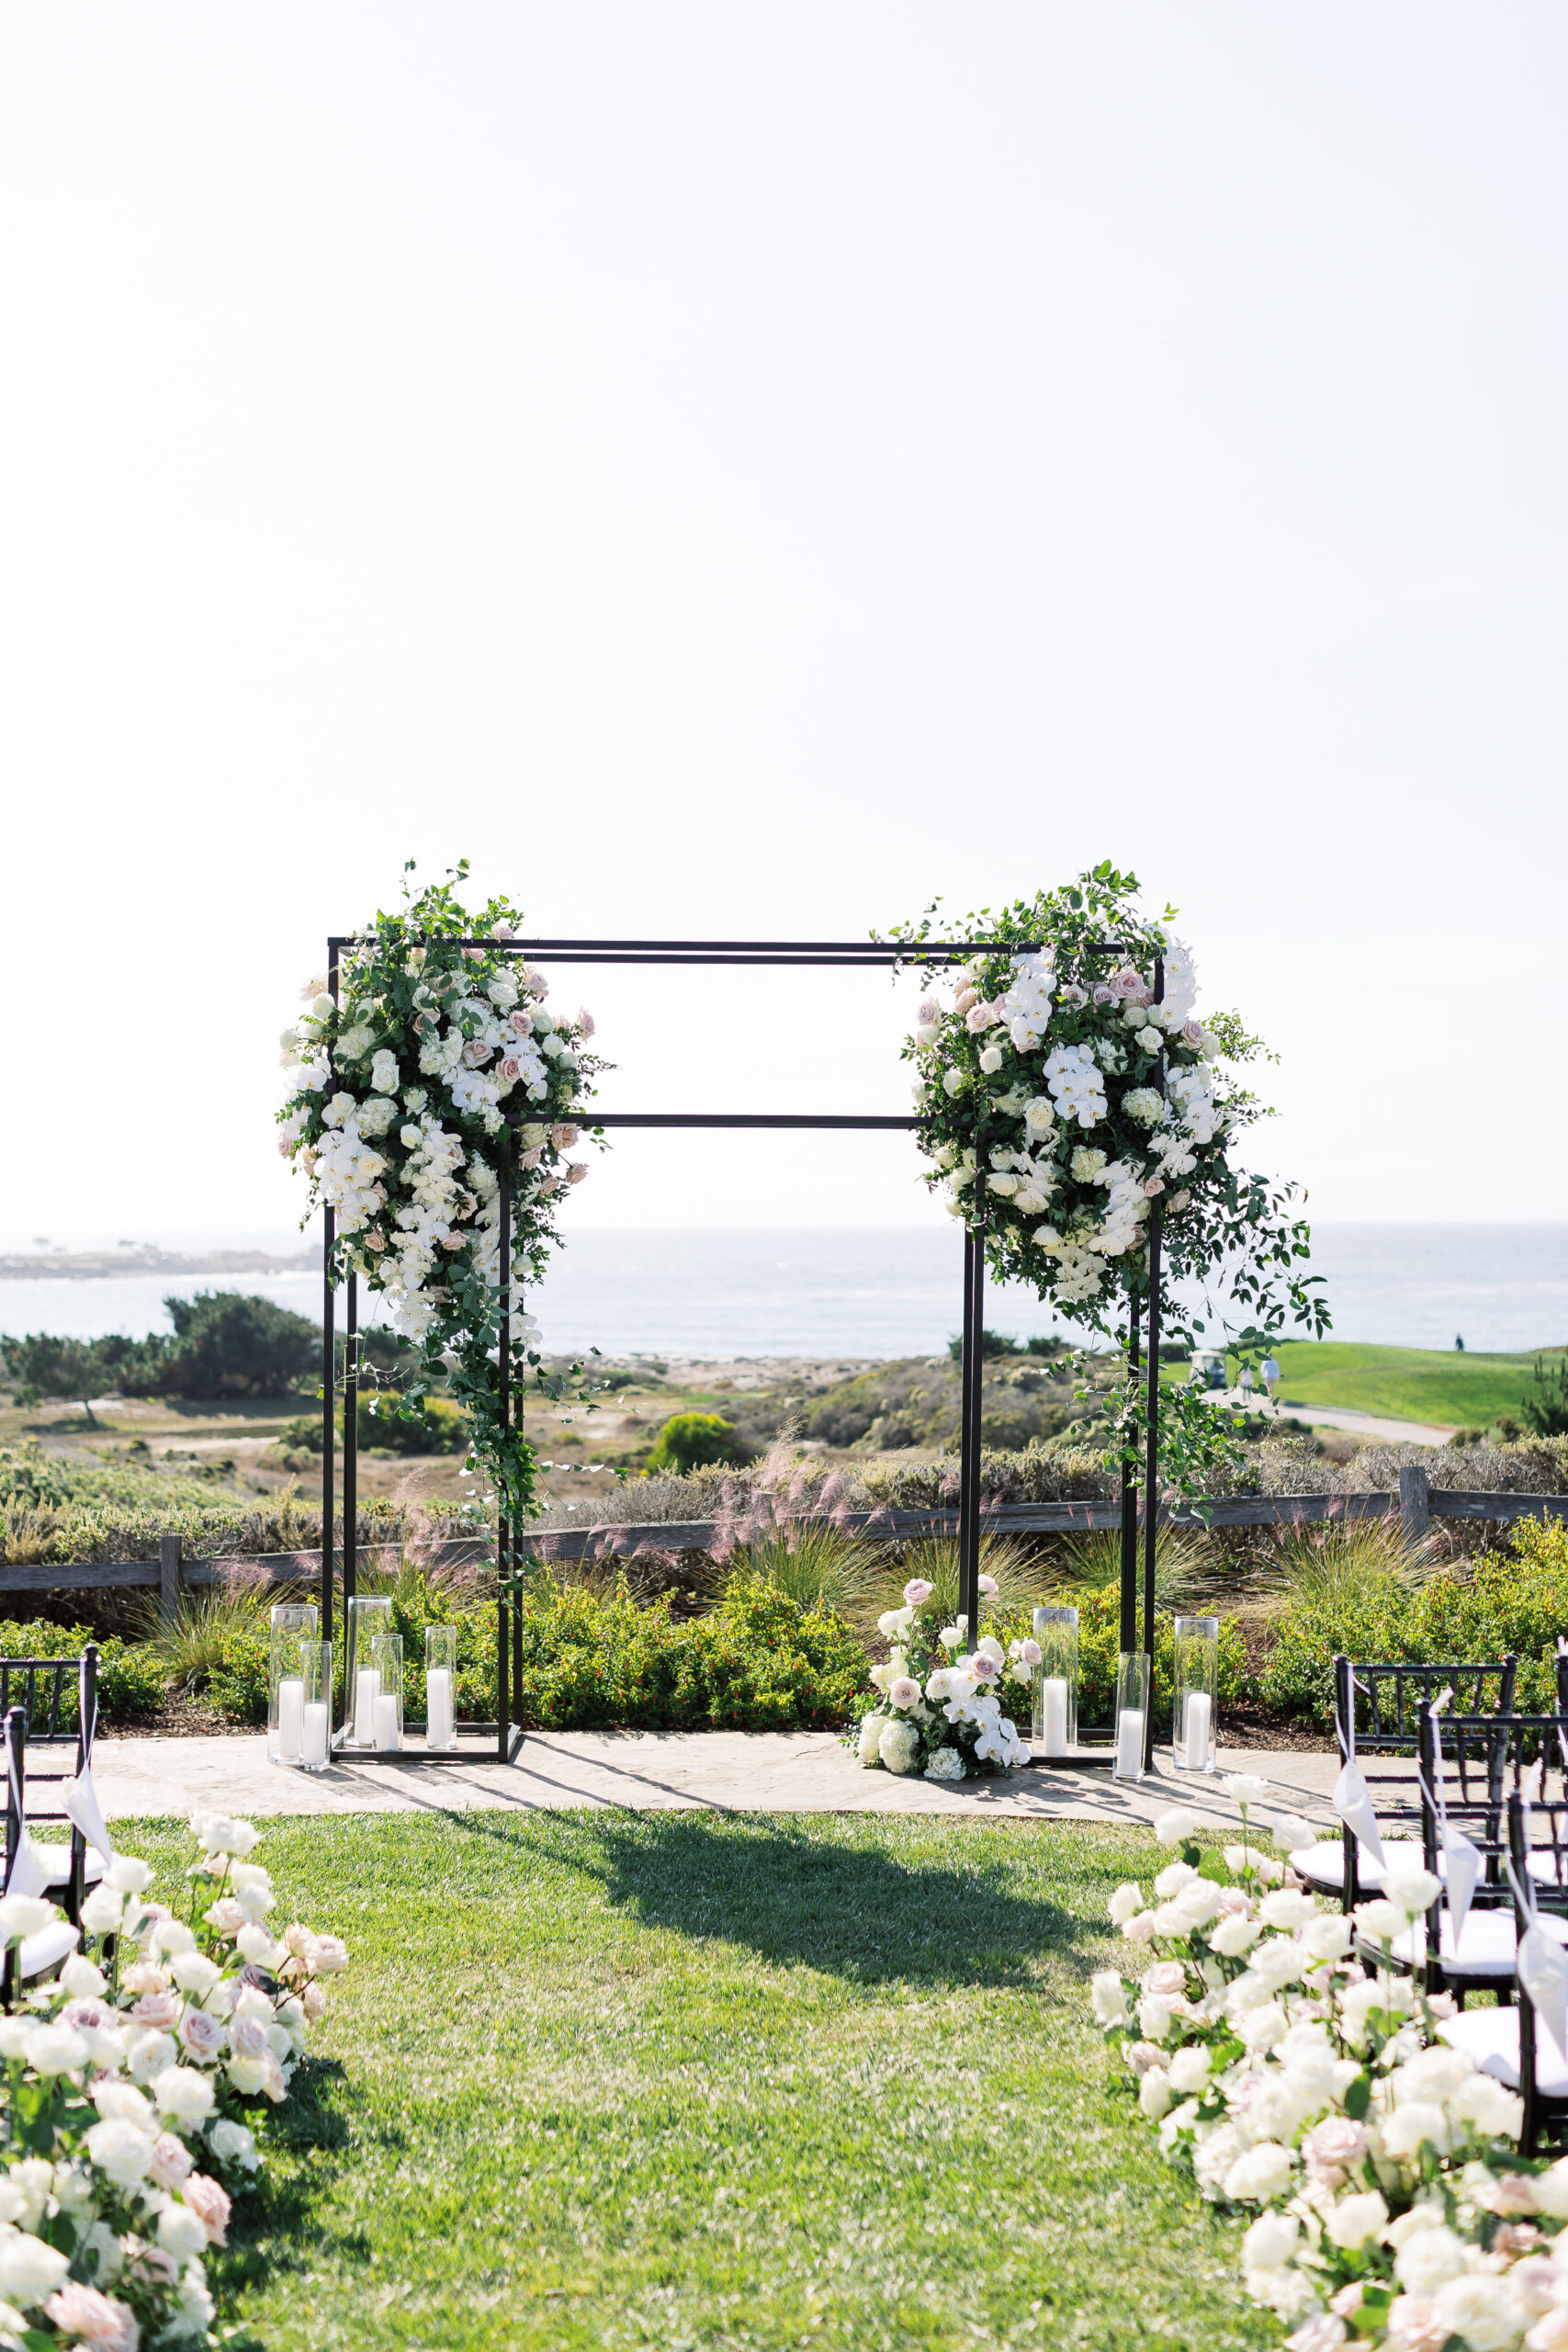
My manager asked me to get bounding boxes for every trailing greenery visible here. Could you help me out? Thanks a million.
[1259,1512,1568,1724]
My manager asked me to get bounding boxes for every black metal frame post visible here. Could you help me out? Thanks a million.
[315,932,1166,1770]
[1141,952,1166,1769]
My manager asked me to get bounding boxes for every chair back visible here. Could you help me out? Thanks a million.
[1332,1654,1517,1908]
[1506,1788,1568,2154]
[0,1650,99,1923]
[1417,1704,1568,1921]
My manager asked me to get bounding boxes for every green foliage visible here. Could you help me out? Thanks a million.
[1259,1514,1568,1725]
[509,1572,867,1732]
[0,1617,167,1722]
[1,1292,318,1408]
[281,1396,471,1457]
[644,1412,748,1475]
[1523,1354,1568,1438]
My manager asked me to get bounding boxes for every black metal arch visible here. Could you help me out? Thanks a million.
[319,933,1166,1767]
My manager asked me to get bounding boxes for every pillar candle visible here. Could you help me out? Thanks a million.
[1114,1708,1145,1780]
[301,1702,329,1769]
[1183,1690,1212,1772]
[426,1667,455,1749]
[1040,1678,1069,1758]
[276,1678,305,1760]
[373,1691,400,1752]
[354,1667,381,1746]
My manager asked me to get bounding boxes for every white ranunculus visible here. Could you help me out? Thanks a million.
[27,2023,88,2075]
[1108,1883,1143,1926]
[157,2202,209,2261]
[1241,2211,1300,2270]
[1168,2046,1211,2094]
[85,2116,156,2188]
[1223,2140,1294,2202]
[1427,2274,1528,2352]
[1138,2070,1173,2120]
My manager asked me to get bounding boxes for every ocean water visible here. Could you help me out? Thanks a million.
[0,1225,1564,1361]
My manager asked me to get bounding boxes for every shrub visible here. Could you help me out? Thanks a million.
[1259,1513,1568,1725]
[644,1413,748,1475]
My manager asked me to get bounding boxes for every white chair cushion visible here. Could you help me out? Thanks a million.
[17,1920,78,1983]
[1388,1907,1566,1977]
[1292,1839,1385,1892]
[32,1847,105,1890]
[1439,2005,1568,2100]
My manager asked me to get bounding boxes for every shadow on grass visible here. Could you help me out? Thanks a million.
[517,1809,1102,1988]
[209,2057,372,2320]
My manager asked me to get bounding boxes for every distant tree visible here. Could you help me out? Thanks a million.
[1521,1355,1568,1440]
[157,1292,319,1399]
[644,1412,747,1474]
[2,1333,116,1423]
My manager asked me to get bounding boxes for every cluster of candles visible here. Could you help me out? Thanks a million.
[1028,1606,1219,1781]
[267,1601,461,1770]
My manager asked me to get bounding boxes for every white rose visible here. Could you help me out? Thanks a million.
[1108,1883,1143,1927]
[1393,2224,1468,2293]
[1300,1913,1353,1962]
[78,1885,125,1937]
[1153,1862,1198,1899]
[0,1895,56,1941]
[1224,1773,1269,1807]
[856,1715,884,1766]
[207,2120,260,2172]
[942,1069,965,1097]
[156,2202,209,2262]
[1168,2046,1211,2094]
[1242,2211,1301,2270]
[152,2066,217,2127]
[84,2117,156,2188]
[1089,1970,1132,2027]
[1380,2101,1449,2162]
[0,2230,70,2301]
[58,1952,107,1998]
[152,1918,197,1958]
[1353,1898,1409,1943]
[978,1046,1004,1075]
[1447,2071,1524,2140]
[1257,1887,1318,1931]
[1209,1915,1262,1958]
[1325,2188,1389,2249]
[1429,2275,1529,2352]
[170,1951,223,1996]
[27,2023,88,2075]
[1223,2141,1295,2201]
[1138,2070,1173,2120]
[1154,1808,1200,1847]
[1532,2156,1568,2218]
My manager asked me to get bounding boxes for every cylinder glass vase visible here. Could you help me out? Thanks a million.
[368,1632,403,1753]
[267,1602,319,1765]
[299,1643,332,1773]
[345,1595,394,1749]
[424,1626,457,1751]
[1030,1604,1078,1758]
[1172,1615,1219,1773]
[1113,1652,1150,1783]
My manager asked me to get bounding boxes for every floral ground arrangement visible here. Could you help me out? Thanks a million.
[1092,1792,1565,2351]
[104,1808,1283,2352]
[0,1811,347,2349]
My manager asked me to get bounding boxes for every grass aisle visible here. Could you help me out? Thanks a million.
[126,1812,1274,2352]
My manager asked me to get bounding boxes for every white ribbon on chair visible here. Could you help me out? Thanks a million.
[62,1769,115,1867]
[5,1837,50,1901]
[1332,1675,1385,1868]
[1427,1687,1482,1939]
[1511,1799,1568,2062]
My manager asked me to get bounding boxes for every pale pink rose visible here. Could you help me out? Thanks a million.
[1143,1178,1165,1197]
[538,1176,561,1197]
[576,1010,595,1038]
[122,2239,179,2289]
[1424,1990,1457,2019]
[524,967,548,998]
[964,1003,991,1034]
[1330,2285,1366,2320]
[566,1162,588,1185]
[520,1147,543,1170]
[301,1982,327,2021]
[1383,2301,1449,2352]
[179,2009,225,2063]
[148,2132,193,2190]
[1472,2173,1540,2216]
[42,2284,139,2350]
[1284,2317,1347,2352]
[1214,1886,1252,1917]
[1122,1913,1158,1946]
[1093,983,1115,1004]
[1302,2115,1367,2188]
[972,1654,998,1680]
[1113,968,1143,999]
[510,1009,534,1035]
[131,1992,183,2031]
[228,2015,271,2061]
[1508,2256,1558,2315]
[916,999,941,1024]
[1124,2041,1166,2076]
[119,1961,170,1996]
[551,1125,580,1150]
[64,1998,114,2034]
[284,1924,312,1958]
[182,2172,231,2247]
[460,946,484,962]
[977,1574,998,1598]
[1524,2311,1568,2352]
[1181,1019,1203,1046]
[1142,1962,1186,1999]
[952,987,978,1016]
[204,1899,245,1937]
[306,1935,349,1975]
[365,1230,387,1252]
[903,1579,934,1607]
[439,1232,465,1251]
[500,1057,522,1082]
[1019,1640,1042,1667]
[888,1678,920,1710]
[1495,2223,1543,2260]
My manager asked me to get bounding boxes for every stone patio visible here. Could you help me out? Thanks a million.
[91,1729,1381,1835]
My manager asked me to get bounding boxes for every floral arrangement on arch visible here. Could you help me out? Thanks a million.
[0,1809,347,2348]
[853,1577,1033,1781]
[1091,1784,1567,2352]
[277,861,606,1527]
[889,863,1326,1348]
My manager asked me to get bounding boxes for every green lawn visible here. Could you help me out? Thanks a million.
[1168,1340,1564,1430]
[120,1811,1271,2352]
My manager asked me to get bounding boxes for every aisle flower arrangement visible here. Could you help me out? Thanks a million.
[0,1812,347,2347]
[276,859,606,1525]
[889,863,1328,1359]
[853,1577,1032,1779]
[1090,1788,1564,2351]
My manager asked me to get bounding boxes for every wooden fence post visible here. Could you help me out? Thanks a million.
[159,1534,182,1626]
[1399,1464,1431,1544]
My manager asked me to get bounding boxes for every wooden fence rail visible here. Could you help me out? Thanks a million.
[6,1466,1564,1617]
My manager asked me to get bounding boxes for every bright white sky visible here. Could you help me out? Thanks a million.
[3,3,1564,1239]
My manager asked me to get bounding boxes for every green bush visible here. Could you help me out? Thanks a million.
[644,1413,747,1476]
[1259,1514,1568,1725]
[276,1396,469,1458]
[0,1619,167,1724]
